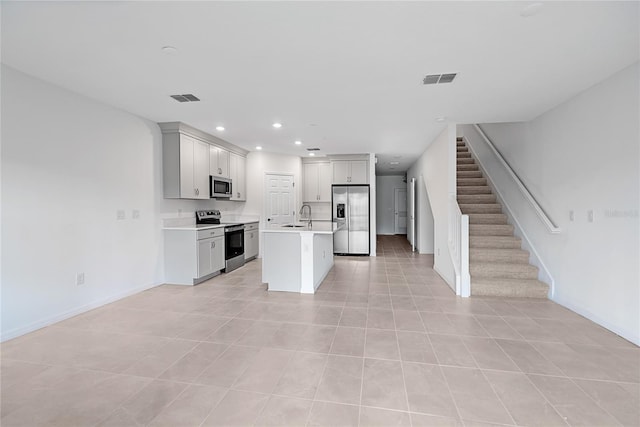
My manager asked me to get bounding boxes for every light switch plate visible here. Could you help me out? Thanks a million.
[117,210,126,220]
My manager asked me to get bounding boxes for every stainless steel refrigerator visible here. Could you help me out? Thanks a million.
[332,185,370,255]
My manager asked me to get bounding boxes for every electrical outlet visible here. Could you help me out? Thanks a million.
[587,210,594,222]
[117,210,126,220]
[76,272,85,286]
[569,210,574,221]
[132,209,140,219]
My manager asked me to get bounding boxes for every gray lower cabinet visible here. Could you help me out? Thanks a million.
[245,222,259,260]
[164,227,225,285]
[198,233,225,278]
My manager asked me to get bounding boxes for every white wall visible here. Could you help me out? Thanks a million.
[406,169,434,254]
[466,62,639,344]
[1,66,212,340]
[406,125,458,289]
[376,175,406,235]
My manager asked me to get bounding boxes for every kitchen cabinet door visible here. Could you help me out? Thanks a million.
[331,160,368,184]
[211,235,225,272]
[304,162,332,202]
[197,235,225,278]
[317,162,332,201]
[245,223,259,260]
[229,153,246,201]
[179,135,209,199]
[332,161,350,185]
[193,139,211,199]
[210,146,230,178]
[303,163,319,202]
[349,160,368,184]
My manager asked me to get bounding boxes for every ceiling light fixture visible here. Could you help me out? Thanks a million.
[161,46,178,55]
[436,116,446,122]
[390,161,400,165]
[272,123,282,129]
[215,126,225,131]
[294,140,302,145]
[309,153,315,156]
[255,146,262,150]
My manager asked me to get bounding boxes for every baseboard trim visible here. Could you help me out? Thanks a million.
[1,282,161,342]
[552,293,639,346]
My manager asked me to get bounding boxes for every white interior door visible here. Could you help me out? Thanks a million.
[394,188,407,234]
[265,173,295,225]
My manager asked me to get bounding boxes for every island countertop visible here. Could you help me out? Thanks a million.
[261,221,340,235]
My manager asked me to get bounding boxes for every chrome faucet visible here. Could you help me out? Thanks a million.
[299,204,312,227]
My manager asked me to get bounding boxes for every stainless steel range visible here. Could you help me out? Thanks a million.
[196,210,246,273]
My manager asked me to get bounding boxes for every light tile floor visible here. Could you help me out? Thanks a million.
[1,235,638,426]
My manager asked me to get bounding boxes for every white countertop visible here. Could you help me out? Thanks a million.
[163,220,259,231]
[262,222,340,235]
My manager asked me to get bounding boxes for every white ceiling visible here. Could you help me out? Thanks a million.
[2,1,638,174]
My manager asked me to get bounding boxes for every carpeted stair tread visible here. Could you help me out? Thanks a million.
[470,224,515,236]
[457,164,480,171]
[467,213,508,224]
[457,194,497,204]
[457,158,475,164]
[457,178,487,186]
[470,262,538,279]
[457,152,472,158]
[471,278,549,298]
[460,203,503,214]
[470,248,530,263]
[470,235,522,249]
[457,171,483,178]
[458,186,492,195]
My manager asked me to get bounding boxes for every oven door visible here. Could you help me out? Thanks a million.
[225,225,245,260]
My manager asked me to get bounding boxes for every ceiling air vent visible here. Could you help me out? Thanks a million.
[306,148,321,151]
[170,94,200,103]
[422,73,457,85]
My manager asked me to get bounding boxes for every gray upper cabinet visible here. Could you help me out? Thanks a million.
[229,152,246,201]
[303,162,331,202]
[160,122,249,201]
[332,159,368,184]
[210,145,230,178]
[163,132,210,199]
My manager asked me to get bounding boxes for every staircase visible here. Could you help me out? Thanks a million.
[456,138,549,298]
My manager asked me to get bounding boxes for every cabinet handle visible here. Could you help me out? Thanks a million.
[218,167,222,175]
[195,188,199,195]
[211,241,216,248]
[237,192,240,198]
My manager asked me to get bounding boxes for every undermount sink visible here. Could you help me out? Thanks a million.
[282,224,307,228]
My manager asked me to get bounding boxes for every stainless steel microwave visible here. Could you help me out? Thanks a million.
[210,176,232,198]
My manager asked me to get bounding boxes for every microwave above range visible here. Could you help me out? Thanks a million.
[211,176,232,198]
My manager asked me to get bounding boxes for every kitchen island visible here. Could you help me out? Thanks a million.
[262,222,339,294]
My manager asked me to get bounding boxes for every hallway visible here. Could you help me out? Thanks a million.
[1,235,638,426]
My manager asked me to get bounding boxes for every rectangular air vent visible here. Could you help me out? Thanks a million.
[306,148,321,151]
[170,94,200,102]
[422,73,457,85]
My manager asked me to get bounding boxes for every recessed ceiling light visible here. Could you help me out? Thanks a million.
[520,2,543,17]
[255,146,262,150]
[390,161,400,165]
[161,46,178,55]
[294,140,302,145]
[309,152,315,156]
[215,126,225,131]
[272,123,282,129]
[436,117,446,122]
